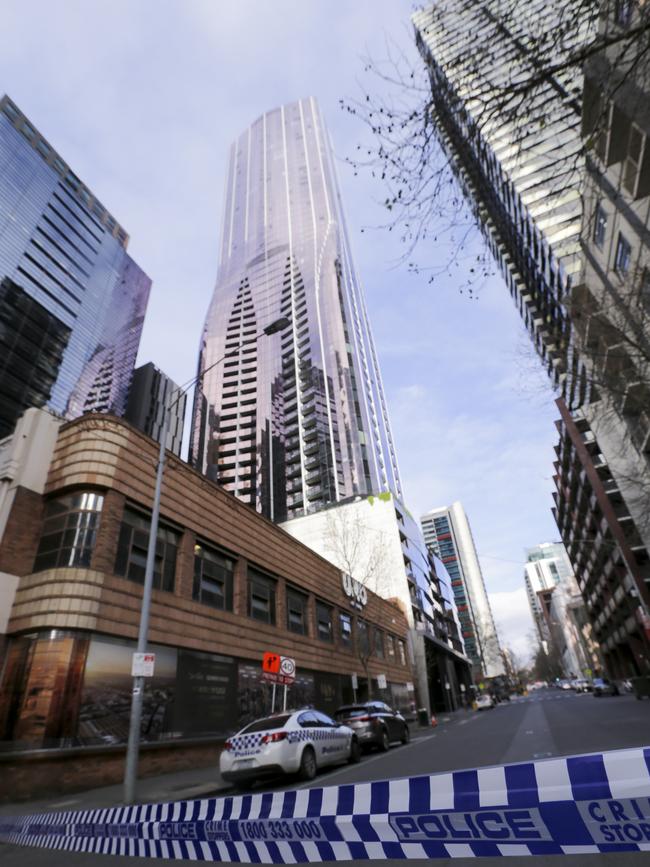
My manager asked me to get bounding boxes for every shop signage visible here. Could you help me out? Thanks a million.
[351,672,358,690]
[131,652,155,677]
[342,573,368,608]
[261,652,296,685]
[377,674,387,690]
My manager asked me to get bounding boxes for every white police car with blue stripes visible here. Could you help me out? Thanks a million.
[221,709,360,788]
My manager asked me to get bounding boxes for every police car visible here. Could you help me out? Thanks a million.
[220,709,360,788]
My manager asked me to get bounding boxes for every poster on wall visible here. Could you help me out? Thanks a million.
[77,637,176,745]
[173,651,237,736]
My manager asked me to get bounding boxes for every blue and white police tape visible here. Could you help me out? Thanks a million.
[1,746,650,860]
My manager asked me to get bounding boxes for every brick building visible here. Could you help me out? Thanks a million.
[0,412,413,797]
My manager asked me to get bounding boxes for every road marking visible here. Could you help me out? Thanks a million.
[294,731,440,791]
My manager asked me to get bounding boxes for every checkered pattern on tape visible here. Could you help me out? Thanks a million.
[1,746,649,860]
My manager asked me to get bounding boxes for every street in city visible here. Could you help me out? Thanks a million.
[2,690,649,867]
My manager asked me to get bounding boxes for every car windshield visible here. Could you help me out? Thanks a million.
[240,714,291,733]
[335,707,368,719]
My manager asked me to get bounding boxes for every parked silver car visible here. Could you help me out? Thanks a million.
[334,701,410,751]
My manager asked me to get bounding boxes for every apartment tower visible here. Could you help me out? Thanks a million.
[421,502,504,679]
[189,97,402,522]
[413,1,650,675]
[0,96,151,437]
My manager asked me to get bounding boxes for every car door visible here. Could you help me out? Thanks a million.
[313,711,347,763]
[297,711,327,766]
[373,702,395,740]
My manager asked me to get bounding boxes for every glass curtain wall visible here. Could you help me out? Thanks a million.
[190,97,402,522]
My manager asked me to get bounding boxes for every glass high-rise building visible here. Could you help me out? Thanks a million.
[0,95,151,437]
[190,97,402,521]
[421,502,504,679]
[413,1,597,408]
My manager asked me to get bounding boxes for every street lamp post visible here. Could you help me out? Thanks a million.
[123,316,289,805]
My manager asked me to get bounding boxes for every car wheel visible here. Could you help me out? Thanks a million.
[401,725,410,745]
[298,746,317,781]
[348,737,361,764]
[379,729,390,752]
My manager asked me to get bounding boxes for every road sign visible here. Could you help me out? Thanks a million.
[262,653,295,685]
[262,671,294,686]
[377,674,387,690]
[406,681,414,692]
[131,652,155,677]
[279,656,295,678]
[351,673,358,690]
[262,652,281,674]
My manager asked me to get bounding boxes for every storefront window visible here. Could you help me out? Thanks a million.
[316,601,333,642]
[114,507,178,592]
[248,568,276,625]
[33,491,104,571]
[192,541,234,610]
[286,586,309,635]
[339,612,352,647]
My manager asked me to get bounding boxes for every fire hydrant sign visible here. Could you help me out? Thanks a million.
[262,652,295,685]
[131,652,155,677]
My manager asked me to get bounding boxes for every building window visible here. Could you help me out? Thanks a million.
[339,612,352,647]
[386,634,395,658]
[286,586,309,635]
[357,620,370,656]
[593,203,607,249]
[623,123,645,196]
[640,268,650,310]
[374,628,384,658]
[248,569,276,625]
[316,601,334,642]
[33,491,104,572]
[615,0,634,27]
[114,507,179,593]
[20,122,36,142]
[397,640,407,666]
[614,233,632,276]
[193,541,234,611]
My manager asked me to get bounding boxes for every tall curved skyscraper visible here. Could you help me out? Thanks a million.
[190,97,402,521]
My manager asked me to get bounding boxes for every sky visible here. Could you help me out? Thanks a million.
[1,0,565,661]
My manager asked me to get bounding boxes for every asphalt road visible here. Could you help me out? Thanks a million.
[2,689,649,867]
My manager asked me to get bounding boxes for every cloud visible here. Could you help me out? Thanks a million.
[489,588,536,664]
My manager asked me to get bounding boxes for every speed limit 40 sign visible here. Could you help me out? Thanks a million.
[279,656,295,678]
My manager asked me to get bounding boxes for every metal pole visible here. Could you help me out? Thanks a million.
[283,684,287,712]
[123,403,171,805]
[271,682,276,713]
[120,317,288,805]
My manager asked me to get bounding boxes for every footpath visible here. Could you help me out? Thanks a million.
[0,711,475,818]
